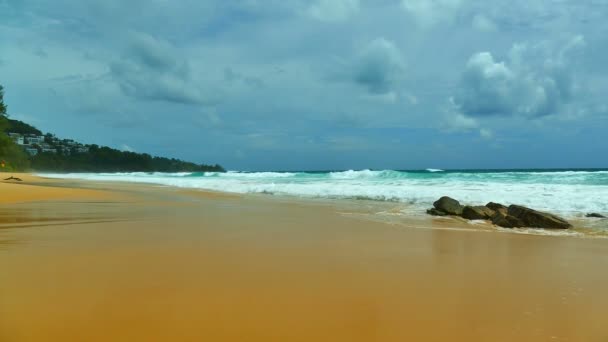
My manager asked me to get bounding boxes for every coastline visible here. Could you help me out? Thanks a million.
[27,171,608,238]
[0,172,116,204]
[1,173,608,341]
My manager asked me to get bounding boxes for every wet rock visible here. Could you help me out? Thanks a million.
[486,202,508,215]
[462,206,496,220]
[427,208,448,216]
[507,205,572,229]
[433,196,463,216]
[586,213,606,218]
[490,211,524,228]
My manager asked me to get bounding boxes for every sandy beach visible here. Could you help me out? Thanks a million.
[1,174,607,342]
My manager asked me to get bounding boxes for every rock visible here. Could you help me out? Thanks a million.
[507,205,572,229]
[427,208,448,216]
[462,205,495,220]
[490,211,524,228]
[433,196,463,216]
[486,202,508,215]
[586,213,606,218]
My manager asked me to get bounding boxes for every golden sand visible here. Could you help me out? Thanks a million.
[0,174,607,341]
[0,173,115,204]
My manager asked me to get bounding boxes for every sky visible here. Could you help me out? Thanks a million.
[1,0,607,171]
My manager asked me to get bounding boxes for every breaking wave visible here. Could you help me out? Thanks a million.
[41,169,608,218]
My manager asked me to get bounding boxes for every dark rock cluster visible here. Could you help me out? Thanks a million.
[427,196,573,229]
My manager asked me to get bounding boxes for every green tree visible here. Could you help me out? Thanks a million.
[0,85,8,133]
[0,85,6,117]
[0,84,30,171]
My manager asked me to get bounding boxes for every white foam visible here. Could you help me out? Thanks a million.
[329,169,380,179]
[39,171,608,218]
[496,227,584,238]
[220,171,297,178]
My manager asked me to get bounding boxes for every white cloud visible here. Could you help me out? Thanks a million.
[361,91,398,104]
[479,128,493,139]
[401,0,463,28]
[121,144,135,152]
[405,93,418,105]
[471,14,496,32]
[441,97,479,131]
[453,36,586,118]
[308,0,360,22]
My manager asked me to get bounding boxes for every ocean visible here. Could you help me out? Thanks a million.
[42,169,608,219]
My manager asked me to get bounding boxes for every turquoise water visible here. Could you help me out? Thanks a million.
[195,168,608,186]
[43,169,608,218]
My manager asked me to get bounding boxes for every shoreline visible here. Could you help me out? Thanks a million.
[1,173,608,341]
[19,171,608,239]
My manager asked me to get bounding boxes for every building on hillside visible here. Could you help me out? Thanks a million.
[7,133,25,145]
[6,131,90,156]
[26,135,45,144]
[42,148,57,154]
[25,148,38,156]
[63,139,78,147]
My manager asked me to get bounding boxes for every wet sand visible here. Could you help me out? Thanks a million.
[1,174,607,341]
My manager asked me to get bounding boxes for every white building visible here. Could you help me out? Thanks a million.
[27,135,45,144]
[7,133,24,145]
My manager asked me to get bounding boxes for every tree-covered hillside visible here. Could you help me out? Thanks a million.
[29,146,224,172]
[6,119,42,135]
[0,84,224,173]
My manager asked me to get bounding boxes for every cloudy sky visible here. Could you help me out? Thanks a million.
[1,0,607,170]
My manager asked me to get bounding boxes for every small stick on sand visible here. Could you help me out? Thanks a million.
[4,176,23,181]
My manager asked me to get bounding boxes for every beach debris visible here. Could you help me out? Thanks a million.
[462,205,495,220]
[432,196,463,216]
[427,197,572,229]
[585,213,606,218]
[3,176,23,181]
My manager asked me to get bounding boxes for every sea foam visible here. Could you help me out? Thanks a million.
[41,169,608,218]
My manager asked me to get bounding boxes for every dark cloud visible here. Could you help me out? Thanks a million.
[352,38,406,95]
[108,32,207,104]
